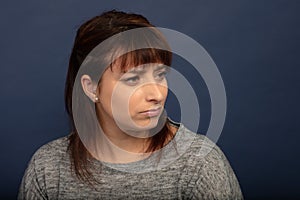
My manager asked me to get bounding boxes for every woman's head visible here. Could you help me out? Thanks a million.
[65,10,174,182]
[65,10,172,119]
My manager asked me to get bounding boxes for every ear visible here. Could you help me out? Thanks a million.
[81,74,98,102]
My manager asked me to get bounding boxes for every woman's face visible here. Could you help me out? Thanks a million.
[96,62,169,135]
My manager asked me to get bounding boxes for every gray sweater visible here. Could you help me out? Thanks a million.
[18,123,243,199]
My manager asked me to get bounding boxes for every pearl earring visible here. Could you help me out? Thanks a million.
[95,96,99,102]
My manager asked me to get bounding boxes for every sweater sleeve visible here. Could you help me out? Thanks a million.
[183,135,243,200]
[187,138,243,199]
[18,137,69,200]
[18,154,48,200]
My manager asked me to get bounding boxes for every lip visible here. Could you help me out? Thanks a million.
[140,107,162,117]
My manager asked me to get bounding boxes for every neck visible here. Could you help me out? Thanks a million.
[93,108,177,163]
[89,111,152,163]
[100,116,151,153]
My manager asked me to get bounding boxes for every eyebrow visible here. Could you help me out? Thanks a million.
[126,65,168,75]
[127,66,146,75]
[154,65,168,72]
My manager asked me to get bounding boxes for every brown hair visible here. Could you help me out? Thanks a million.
[65,10,173,183]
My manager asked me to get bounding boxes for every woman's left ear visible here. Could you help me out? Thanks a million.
[81,74,99,103]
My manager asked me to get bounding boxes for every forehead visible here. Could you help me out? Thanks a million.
[110,62,166,74]
[109,54,165,73]
[107,47,171,73]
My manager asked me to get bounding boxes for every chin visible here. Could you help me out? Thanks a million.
[114,114,165,138]
[134,117,159,130]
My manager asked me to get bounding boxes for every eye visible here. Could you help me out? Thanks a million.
[122,76,140,86]
[155,70,168,81]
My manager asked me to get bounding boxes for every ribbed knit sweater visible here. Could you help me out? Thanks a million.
[18,123,243,199]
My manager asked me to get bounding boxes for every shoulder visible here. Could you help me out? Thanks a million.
[177,125,243,199]
[25,135,71,176]
[24,135,71,183]
[18,136,71,200]
[175,124,222,164]
[33,136,69,157]
[188,129,226,164]
[30,136,70,165]
[178,125,232,175]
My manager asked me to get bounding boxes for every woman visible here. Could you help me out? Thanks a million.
[18,10,243,199]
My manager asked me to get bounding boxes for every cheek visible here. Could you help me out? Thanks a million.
[128,90,143,113]
[157,82,169,101]
[111,84,135,118]
[159,80,168,99]
[161,85,168,99]
[98,80,118,117]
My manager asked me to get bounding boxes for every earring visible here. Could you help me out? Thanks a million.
[94,93,99,102]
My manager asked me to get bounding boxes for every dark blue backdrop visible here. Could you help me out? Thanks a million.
[1,0,299,199]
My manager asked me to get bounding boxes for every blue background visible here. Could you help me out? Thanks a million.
[1,0,299,199]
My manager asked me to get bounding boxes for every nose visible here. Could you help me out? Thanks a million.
[144,83,166,103]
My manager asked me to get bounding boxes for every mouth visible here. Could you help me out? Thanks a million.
[139,107,162,117]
